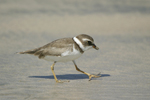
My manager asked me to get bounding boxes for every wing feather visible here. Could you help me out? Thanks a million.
[19,38,74,59]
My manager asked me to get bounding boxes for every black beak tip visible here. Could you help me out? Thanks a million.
[95,46,99,50]
[93,44,99,50]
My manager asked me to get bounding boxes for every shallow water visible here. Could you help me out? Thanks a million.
[0,0,150,100]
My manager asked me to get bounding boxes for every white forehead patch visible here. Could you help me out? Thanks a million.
[82,38,91,42]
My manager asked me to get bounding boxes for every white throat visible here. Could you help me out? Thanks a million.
[73,37,85,51]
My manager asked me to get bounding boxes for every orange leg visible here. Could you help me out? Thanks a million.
[72,60,101,81]
[51,61,69,83]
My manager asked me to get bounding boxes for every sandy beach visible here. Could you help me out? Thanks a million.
[0,0,150,100]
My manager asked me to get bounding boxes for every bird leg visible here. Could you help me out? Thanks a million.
[72,60,101,81]
[50,61,69,83]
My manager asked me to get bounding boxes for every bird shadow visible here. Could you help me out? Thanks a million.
[29,74,110,80]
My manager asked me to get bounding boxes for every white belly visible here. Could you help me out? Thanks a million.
[43,53,82,62]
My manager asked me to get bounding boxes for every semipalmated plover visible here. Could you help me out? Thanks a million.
[18,34,100,82]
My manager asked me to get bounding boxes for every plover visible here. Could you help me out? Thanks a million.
[18,34,100,82]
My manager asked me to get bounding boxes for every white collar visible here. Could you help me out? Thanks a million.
[73,37,84,51]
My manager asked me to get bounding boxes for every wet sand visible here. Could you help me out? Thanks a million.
[0,0,150,100]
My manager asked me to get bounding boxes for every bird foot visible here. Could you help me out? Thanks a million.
[88,73,101,81]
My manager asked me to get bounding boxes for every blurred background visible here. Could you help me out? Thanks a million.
[0,0,150,36]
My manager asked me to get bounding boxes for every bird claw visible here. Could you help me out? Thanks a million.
[88,73,101,81]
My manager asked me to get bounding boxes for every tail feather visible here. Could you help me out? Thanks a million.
[17,48,45,59]
[18,48,40,55]
[18,50,35,54]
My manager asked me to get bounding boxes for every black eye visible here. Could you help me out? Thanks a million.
[88,41,92,45]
